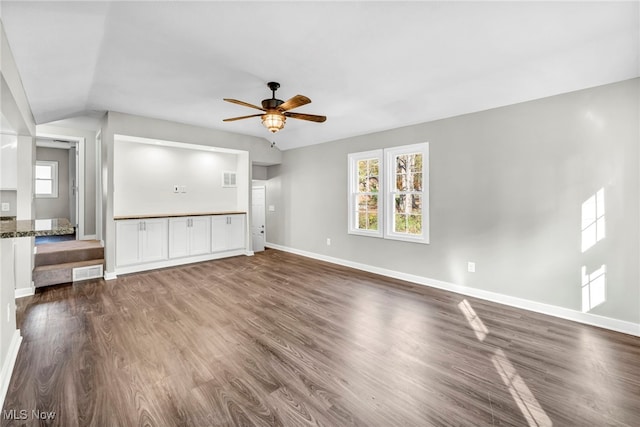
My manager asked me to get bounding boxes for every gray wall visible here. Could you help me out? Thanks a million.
[35,147,70,220]
[266,78,639,324]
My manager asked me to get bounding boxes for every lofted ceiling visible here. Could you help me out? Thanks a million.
[0,1,638,150]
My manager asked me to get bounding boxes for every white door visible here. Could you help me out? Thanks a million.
[252,186,266,252]
[141,218,168,262]
[169,217,189,259]
[116,220,141,266]
[189,216,211,255]
[227,214,245,250]
[211,216,228,253]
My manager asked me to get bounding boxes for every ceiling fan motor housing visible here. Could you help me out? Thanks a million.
[262,98,284,109]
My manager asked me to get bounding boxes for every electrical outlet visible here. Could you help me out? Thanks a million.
[173,185,179,193]
[468,262,476,273]
[180,185,187,193]
[326,238,331,246]
[268,205,275,212]
[1,203,9,212]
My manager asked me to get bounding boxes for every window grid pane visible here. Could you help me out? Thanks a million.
[355,158,380,231]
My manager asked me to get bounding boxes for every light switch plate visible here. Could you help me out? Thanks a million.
[1,203,9,212]
[268,205,275,212]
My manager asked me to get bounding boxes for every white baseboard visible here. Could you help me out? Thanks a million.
[103,271,117,281]
[266,242,640,337]
[14,287,34,299]
[81,234,97,240]
[0,330,22,409]
[245,250,255,256]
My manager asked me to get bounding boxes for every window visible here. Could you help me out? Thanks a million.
[35,160,58,198]
[348,150,383,238]
[348,143,429,243]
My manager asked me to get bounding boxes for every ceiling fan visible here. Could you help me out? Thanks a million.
[223,82,326,133]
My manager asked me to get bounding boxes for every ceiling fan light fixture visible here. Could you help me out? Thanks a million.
[262,111,285,133]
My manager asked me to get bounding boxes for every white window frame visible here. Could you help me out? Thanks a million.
[348,149,383,238]
[35,160,58,198]
[384,143,429,244]
[348,142,429,244]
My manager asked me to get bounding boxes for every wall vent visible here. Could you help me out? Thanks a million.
[223,171,237,187]
[72,264,103,282]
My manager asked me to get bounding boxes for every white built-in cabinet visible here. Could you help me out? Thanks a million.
[211,214,245,252]
[116,213,245,274]
[169,216,211,258]
[116,218,168,266]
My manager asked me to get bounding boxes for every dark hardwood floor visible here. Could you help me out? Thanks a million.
[2,249,639,426]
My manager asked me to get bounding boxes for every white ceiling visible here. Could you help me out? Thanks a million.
[1,1,638,150]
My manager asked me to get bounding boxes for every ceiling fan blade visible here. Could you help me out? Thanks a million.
[223,98,265,111]
[285,112,327,123]
[278,95,311,112]
[223,113,263,122]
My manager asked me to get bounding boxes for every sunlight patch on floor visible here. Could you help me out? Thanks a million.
[458,298,489,341]
[492,349,553,427]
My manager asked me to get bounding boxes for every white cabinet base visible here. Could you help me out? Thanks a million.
[115,248,250,276]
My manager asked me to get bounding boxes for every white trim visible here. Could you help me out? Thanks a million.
[14,286,34,299]
[114,134,244,155]
[265,242,640,337]
[0,330,22,408]
[103,271,117,281]
[82,234,97,240]
[115,249,247,275]
[35,139,71,149]
[245,250,255,256]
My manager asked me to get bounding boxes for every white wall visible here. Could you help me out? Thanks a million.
[114,139,239,216]
[0,21,33,407]
[266,78,640,330]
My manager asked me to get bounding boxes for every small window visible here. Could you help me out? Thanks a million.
[384,143,429,243]
[348,150,383,237]
[222,171,237,188]
[35,160,58,198]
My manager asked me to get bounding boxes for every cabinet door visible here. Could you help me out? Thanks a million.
[189,216,211,256]
[210,216,228,253]
[116,220,141,266]
[169,217,189,259]
[227,214,245,250]
[141,218,168,262]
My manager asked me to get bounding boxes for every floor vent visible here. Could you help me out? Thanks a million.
[72,264,103,282]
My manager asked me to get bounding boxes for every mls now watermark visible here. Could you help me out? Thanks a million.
[3,409,56,421]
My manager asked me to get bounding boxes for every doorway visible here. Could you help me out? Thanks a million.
[34,137,81,243]
[252,186,266,252]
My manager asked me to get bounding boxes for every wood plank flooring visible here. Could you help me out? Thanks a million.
[2,249,639,426]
